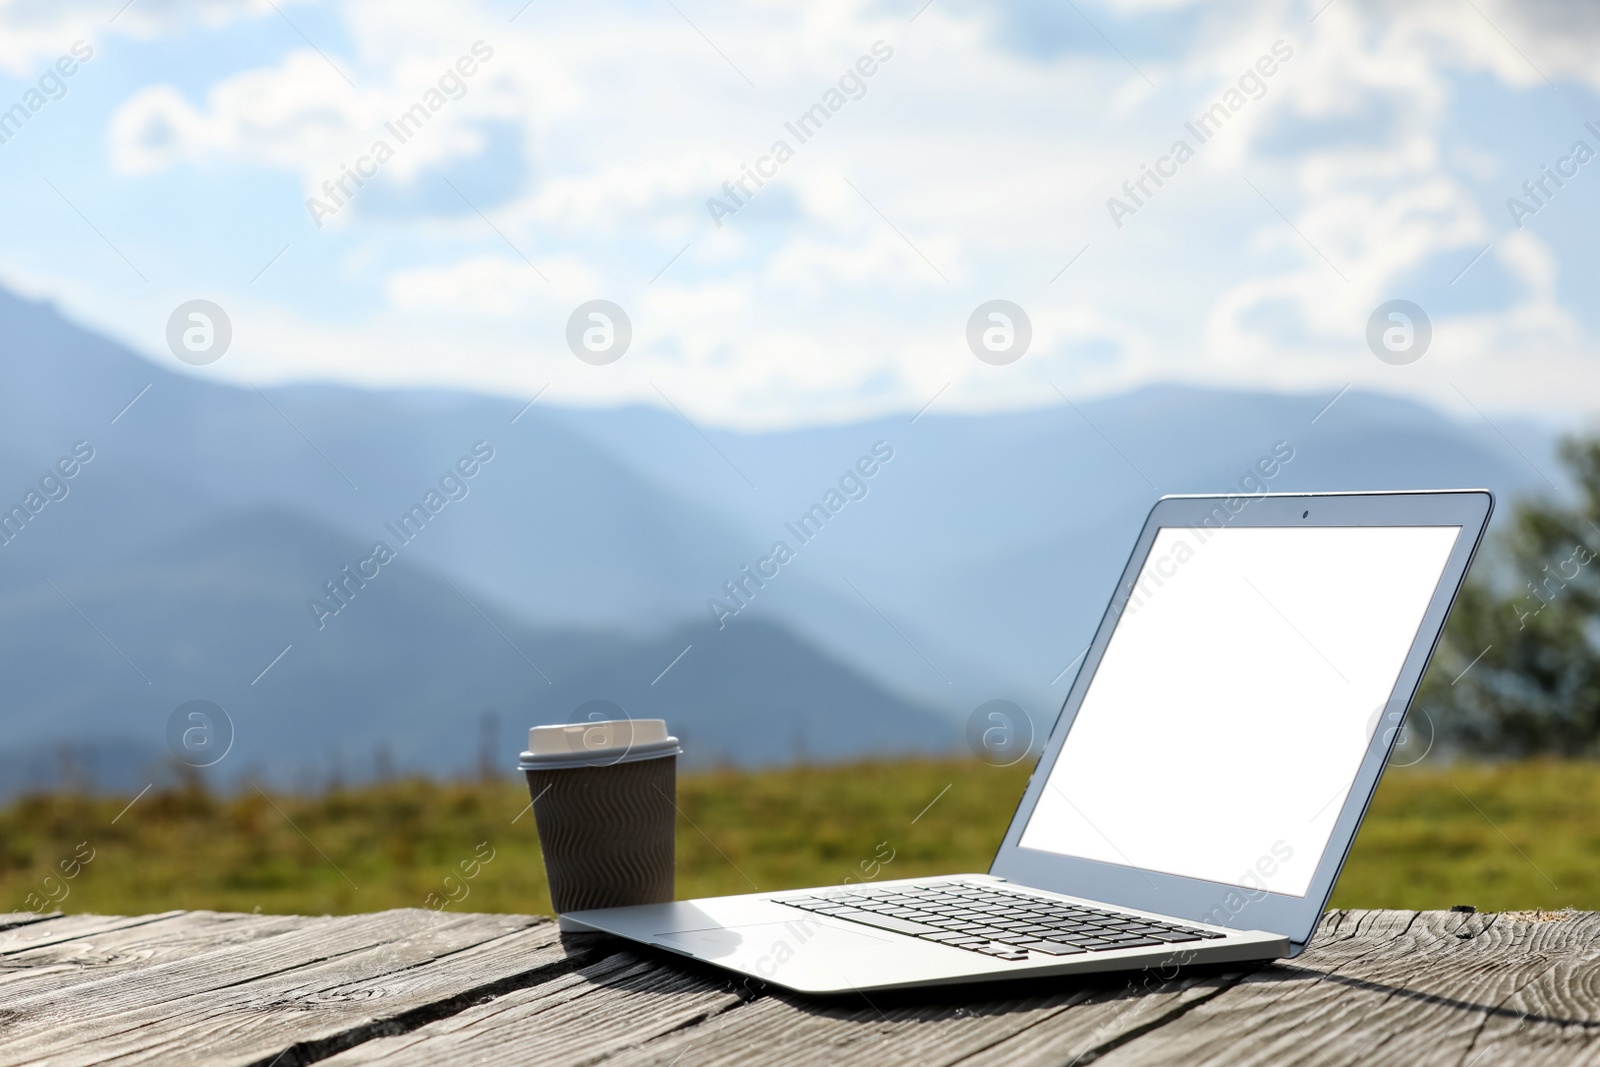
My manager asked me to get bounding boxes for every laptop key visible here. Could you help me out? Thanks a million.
[975,947,1030,960]
[802,883,1234,962]
[920,931,984,944]
[1020,940,1086,956]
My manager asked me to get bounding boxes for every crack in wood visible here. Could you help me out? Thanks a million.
[7,910,1600,1066]
[241,941,624,1067]
[1056,974,1254,1066]
[0,913,62,935]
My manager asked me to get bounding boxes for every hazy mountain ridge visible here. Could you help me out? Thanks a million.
[0,288,1563,791]
[0,502,955,793]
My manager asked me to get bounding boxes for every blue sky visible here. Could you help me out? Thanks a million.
[0,0,1597,428]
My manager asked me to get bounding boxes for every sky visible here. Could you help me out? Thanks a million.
[0,0,1597,429]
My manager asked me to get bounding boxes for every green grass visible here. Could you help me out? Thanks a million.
[2,759,1594,918]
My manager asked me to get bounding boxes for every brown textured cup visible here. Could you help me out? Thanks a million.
[521,722,678,913]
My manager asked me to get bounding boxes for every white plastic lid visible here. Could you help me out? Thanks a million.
[518,719,681,769]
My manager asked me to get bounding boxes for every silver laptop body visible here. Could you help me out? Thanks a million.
[563,490,1493,993]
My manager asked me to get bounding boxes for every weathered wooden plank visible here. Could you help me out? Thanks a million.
[0,912,187,959]
[1087,909,1600,1067]
[0,910,501,1022]
[603,915,1438,1067]
[310,934,1256,1067]
[0,911,309,999]
[1437,911,1600,1067]
[7,909,1595,1067]
[1074,909,1447,1065]
[1309,910,1600,1067]
[80,922,602,1067]
[624,968,1254,1067]
[889,913,1403,1067]
[0,911,60,933]
[315,949,748,1066]
[321,910,1447,1067]
[0,911,604,1067]
[0,910,507,1057]
[240,921,1401,1067]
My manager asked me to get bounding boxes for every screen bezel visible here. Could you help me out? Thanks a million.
[989,490,1493,950]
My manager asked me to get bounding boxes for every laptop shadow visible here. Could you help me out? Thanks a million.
[566,932,1600,1034]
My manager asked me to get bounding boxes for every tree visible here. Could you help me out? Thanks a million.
[1420,436,1600,756]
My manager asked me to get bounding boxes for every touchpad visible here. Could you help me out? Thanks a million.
[654,920,890,962]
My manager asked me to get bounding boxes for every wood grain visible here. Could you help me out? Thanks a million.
[317,949,748,1066]
[0,911,599,1067]
[4,910,1595,1067]
[1430,911,1600,1067]
[0,911,308,999]
[0,912,187,959]
[319,940,1254,1067]
[639,969,1253,1067]
[0,911,59,933]
[1082,910,1600,1066]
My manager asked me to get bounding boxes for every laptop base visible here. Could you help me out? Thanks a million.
[559,875,1288,994]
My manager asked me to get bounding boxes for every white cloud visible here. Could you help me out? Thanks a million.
[5,0,1600,427]
[0,0,320,74]
[520,155,727,236]
[110,51,358,174]
[384,254,598,313]
[106,40,527,199]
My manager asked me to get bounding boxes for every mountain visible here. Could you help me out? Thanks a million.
[541,384,1559,710]
[0,505,955,793]
[0,287,1564,790]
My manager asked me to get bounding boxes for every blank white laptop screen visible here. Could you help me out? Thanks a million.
[1019,524,1461,897]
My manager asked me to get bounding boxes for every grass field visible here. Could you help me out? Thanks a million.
[2,759,1594,918]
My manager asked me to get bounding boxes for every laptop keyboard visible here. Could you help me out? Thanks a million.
[780,881,1225,962]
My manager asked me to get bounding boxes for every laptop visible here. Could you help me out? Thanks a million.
[562,490,1493,993]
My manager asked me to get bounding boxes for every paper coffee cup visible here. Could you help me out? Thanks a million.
[519,718,681,913]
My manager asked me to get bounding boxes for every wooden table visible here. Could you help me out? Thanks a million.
[2,907,1593,1065]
